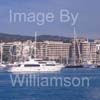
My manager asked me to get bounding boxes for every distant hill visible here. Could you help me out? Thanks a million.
[0,33,72,42]
[37,35,72,42]
[0,33,33,42]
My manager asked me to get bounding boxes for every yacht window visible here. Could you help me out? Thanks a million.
[18,64,21,67]
[39,62,46,64]
[24,64,40,67]
[46,64,55,66]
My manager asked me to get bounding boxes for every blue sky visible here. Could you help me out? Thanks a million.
[0,0,100,39]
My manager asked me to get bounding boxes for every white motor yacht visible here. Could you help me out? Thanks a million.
[7,57,64,72]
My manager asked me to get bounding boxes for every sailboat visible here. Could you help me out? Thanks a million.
[66,27,97,68]
[65,27,83,68]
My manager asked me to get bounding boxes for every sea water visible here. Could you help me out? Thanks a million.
[0,68,100,100]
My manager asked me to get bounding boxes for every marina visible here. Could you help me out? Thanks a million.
[0,0,100,100]
[0,30,100,72]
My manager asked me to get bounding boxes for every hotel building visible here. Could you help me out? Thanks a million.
[35,41,71,64]
[0,39,100,65]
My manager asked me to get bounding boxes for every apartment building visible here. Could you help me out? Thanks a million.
[95,40,100,65]
[0,39,99,65]
[90,42,97,63]
[33,41,71,64]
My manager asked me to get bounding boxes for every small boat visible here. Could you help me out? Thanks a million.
[65,64,83,68]
[82,61,97,68]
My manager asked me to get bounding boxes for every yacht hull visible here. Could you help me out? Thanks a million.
[65,65,83,68]
[6,65,64,73]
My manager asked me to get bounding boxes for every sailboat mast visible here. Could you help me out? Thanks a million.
[34,32,37,59]
[73,27,76,66]
[89,42,92,63]
[66,52,68,65]
[77,40,82,64]
[0,41,2,64]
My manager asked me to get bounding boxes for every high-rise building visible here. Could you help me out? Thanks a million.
[90,42,97,63]
[80,41,91,63]
[35,41,71,64]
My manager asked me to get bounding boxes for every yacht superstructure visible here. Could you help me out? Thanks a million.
[7,57,64,72]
